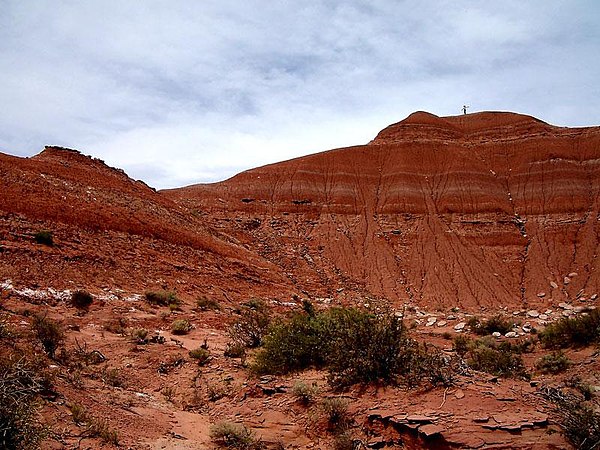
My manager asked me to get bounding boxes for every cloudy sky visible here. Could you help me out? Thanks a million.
[1,1,599,189]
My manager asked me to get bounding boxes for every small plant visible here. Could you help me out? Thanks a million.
[224,342,247,360]
[189,347,210,365]
[87,417,119,445]
[540,308,600,348]
[536,351,571,374]
[322,397,350,431]
[131,328,149,344]
[33,230,53,246]
[171,319,192,335]
[31,313,64,359]
[333,431,355,450]
[453,334,471,356]
[292,381,318,406]
[71,290,93,309]
[102,367,125,388]
[104,317,129,334]
[197,296,221,311]
[0,356,47,449]
[145,290,180,307]
[229,300,271,348]
[209,421,263,449]
[70,403,89,424]
[162,385,176,402]
[467,338,526,378]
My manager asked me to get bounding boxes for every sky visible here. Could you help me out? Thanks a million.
[1,1,599,189]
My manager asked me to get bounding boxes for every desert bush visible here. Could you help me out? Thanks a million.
[467,338,526,378]
[535,351,571,374]
[70,403,89,424]
[102,367,125,388]
[33,230,53,246]
[31,313,64,359]
[145,290,180,307]
[253,307,452,388]
[469,314,513,336]
[224,341,247,359]
[453,334,471,356]
[130,328,149,344]
[333,431,355,450]
[0,356,47,449]
[197,296,221,311]
[322,397,350,430]
[104,317,129,334]
[209,421,263,449]
[555,396,600,450]
[189,348,210,365]
[171,319,192,335]
[71,289,93,309]
[292,381,318,406]
[229,300,271,348]
[539,308,600,348]
[87,417,119,445]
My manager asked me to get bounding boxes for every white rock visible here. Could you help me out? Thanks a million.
[454,322,466,331]
[550,281,558,289]
[537,292,546,298]
[436,320,448,327]
[539,314,549,320]
[505,331,518,338]
[562,310,573,317]
[492,332,502,338]
[426,317,437,326]
[574,306,585,313]
[591,294,598,300]
[527,310,540,318]
[447,315,457,320]
[512,311,521,316]
[564,277,571,284]
[545,309,553,315]
[568,272,578,278]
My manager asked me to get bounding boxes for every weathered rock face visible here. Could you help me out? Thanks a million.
[167,111,600,309]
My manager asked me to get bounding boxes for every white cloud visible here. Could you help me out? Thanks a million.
[1,1,599,188]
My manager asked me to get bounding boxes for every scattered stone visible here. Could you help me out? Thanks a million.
[558,302,572,310]
[454,322,466,331]
[512,310,521,316]
[562,310,573,317]
[591,294,598,300]
[550,281,558,289]
[568,272,578,278]
[564,277,571,285]
[527,310,539,318]
[574,306,585,313]
[454,389,465,399]
[426,317,437,326]
[492,332,501,338]
[539,314,548,320]
[446,315,457,320]
[537,292,546,298]
[436,320,448,327]
[419,424,444,439]
[505,331,517,338]
[473,416,489,423]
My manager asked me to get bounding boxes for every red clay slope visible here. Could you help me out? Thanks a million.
[167,111,600,310]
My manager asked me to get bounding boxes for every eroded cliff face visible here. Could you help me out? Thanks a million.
[168,111,600,309]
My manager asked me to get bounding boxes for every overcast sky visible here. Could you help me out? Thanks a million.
[1,1,599,189]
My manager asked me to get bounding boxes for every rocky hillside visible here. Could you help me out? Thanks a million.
[167,111,600,310]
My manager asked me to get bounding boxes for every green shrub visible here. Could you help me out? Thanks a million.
[536,351,571,374]
[189,348,210,365]
[71,290,93,309]
[197,296,221,311]
[555,397,600,450]
[0,356,47,449]
[33,230,53,246]
[145,290,180,307]
[540,308,600,348]
[131,328,149,344]
[292,381,318,406]
[102,367,125,388]
[253,307,453,388]
[209,421,263,449]
[322,397,349,430]
[229,300,271,348]
[224,342,246,359]
[333,432,355,450]
[453,334,471,356]
[171,319,192,335]
[467,338,526,378]
[31,313,64,359]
